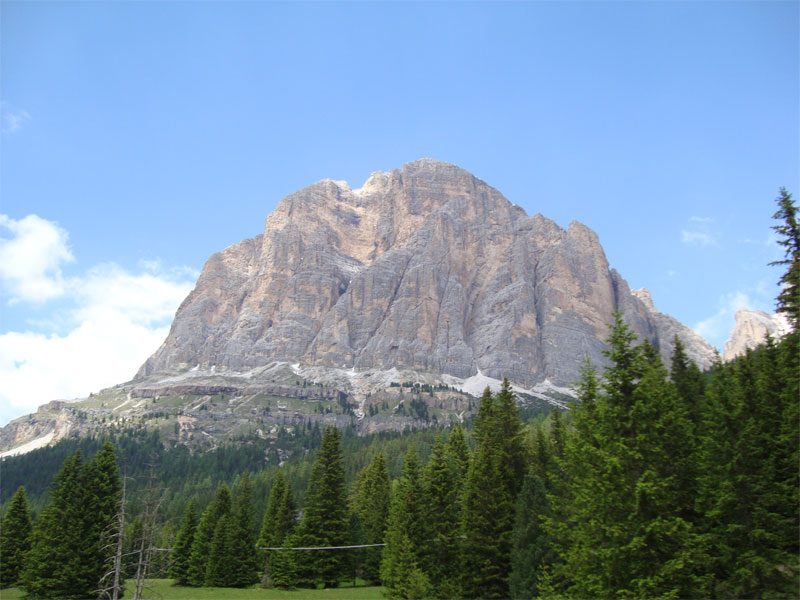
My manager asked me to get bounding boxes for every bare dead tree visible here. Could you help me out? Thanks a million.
[132,459,166,600]
[97,473,129,600]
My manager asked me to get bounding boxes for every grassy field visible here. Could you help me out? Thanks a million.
[0,579,385,600]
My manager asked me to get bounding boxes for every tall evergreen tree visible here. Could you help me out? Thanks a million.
[350,452,390,584]
[549,316,702,598]
[168,499,198,585]
[770,188,800,331]
[460,381,525,599]
[229,473,259,587]
[186,483,231,587]
[509,474,555,599]
[697,348,799,596]
[205,512,235,587]
[460,434,512,599]
[381,447,426,594]
[421,434,461,597]
[0,486,32,588]
[22,445,121,599]
[82,441,122,593]
[446,423,471,482]
[293,426,349,588]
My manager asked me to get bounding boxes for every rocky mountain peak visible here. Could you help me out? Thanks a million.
[722,307,790,361]
[137,159,718,389]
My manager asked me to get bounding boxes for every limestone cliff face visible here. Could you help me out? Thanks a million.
[722,308,790,361]
[138,159,716,386]
[630,288,718,370]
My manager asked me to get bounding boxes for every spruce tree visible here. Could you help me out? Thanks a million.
[509,474,555,599]
[270,538,298,589]
[205,512,235,587]
[229,473,259,587]
[770,188,800,331]
[22,445,121,599]
[293,426,349,588]
[446,423,471,482]
[0,486,32,588]
[421,434,461,596]
[548,317,702,598]
[380,447,426,594]
[186,483,231,586]
[168,499,198,584]
[459,381,525,599]
[460,435,511,599]
[82,441,122,593]
[350,452,390,584]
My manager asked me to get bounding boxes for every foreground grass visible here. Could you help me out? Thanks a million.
[0,579,385,600]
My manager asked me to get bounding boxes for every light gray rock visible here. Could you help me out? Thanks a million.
[722,307,790,361]
[138,159,718,386]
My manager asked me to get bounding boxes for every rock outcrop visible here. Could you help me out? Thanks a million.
[138,159,717,387]
[722,308,790,361]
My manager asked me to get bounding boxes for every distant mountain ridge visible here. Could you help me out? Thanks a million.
[722,307,790,361]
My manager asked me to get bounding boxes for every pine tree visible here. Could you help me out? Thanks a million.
[350,453,390,584]
[509,474,555,599]
[258,471,296,549]
[293,426,349,588]
[168,499,198,585]
[186,483,231,586]
[381,447,426,594]
[421,434,460,596]
[459,381,525,599]
[697,348,799,596]
[770,188,800,331]
[548,317,702,598]
[205,512,235,587]
[82,441,122,593]
[229,473,259,587]
[460,435,511,599]
[446,423,470,482]
[0,486,32,588]
[22,445,121,599]
[270,538,298,589]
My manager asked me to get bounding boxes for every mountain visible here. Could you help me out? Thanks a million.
[140,158,715,383]
[1,159,717,454]
[722,307,790,361]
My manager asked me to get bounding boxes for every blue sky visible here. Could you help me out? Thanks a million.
[1,1,798,425]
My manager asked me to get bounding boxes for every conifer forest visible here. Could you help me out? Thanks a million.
[0,191,797,599]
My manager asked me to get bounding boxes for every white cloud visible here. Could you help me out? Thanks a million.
[680,215,720,247]
[0,214,74,303]
[681,229,718,246]
[2,106,31,133]
[0,215,197,425]
[693,291,752,348]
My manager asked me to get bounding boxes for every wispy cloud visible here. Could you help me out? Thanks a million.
[681,230,718,246]
[2,105,31,133]
[681,216,718,246]
[693,281,777,349]
[0,214,198,425]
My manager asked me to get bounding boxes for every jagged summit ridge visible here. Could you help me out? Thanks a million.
[138,159,717,387]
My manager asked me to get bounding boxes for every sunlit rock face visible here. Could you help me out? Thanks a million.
[722,307,790,362]
[138,159,717,386]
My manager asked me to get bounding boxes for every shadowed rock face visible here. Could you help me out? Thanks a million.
[138,159,716,386]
